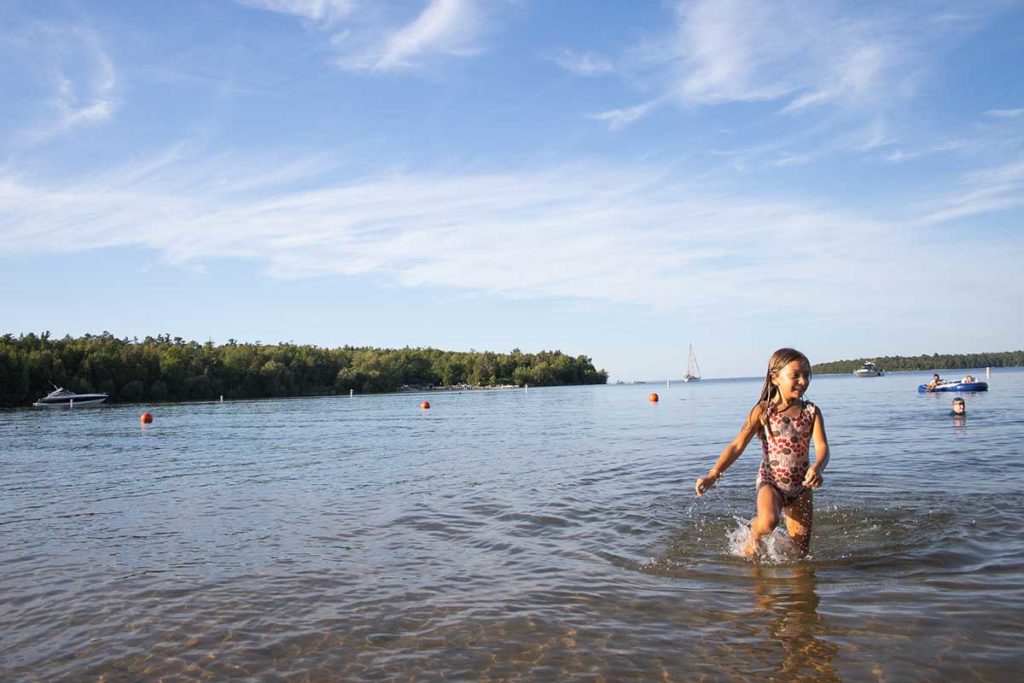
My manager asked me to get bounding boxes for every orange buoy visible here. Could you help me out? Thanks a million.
[648,392,659,403]
[140,411,154,424]
[421,401,430,410]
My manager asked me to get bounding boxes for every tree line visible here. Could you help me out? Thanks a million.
[812,350,1024,375]
[0,332,608,407]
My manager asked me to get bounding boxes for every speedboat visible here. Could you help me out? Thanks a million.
[853,362,883,377]
[917,380,988,393]
[32,387,108,407]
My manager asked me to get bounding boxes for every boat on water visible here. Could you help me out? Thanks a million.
[33,387,108,407]
[853,361,883,377]
[917,380,988,393]
[684,344,701,382]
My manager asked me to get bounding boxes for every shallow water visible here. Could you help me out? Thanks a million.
[2,369,1023,680]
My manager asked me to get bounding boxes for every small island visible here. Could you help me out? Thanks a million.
[0,332,608,407]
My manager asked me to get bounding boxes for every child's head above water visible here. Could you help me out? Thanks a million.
[757,348,811,406]
[952,397,966,415]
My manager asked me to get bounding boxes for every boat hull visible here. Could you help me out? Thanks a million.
[33,395,108,407]
[853,370,881,377]
[917,382,988,393]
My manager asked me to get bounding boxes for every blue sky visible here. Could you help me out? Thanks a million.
[2,0,1022,379]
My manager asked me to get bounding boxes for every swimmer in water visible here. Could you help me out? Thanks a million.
[951,397,966,416]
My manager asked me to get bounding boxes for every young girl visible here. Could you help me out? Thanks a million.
[694,348,831,557]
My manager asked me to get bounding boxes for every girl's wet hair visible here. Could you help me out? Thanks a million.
[750,348,811,439]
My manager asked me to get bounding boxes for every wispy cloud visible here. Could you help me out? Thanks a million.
[885,140,966,163]
[583,0,1000,136]
[235,0,356,25]
[589,99,663,131]
[779,43,889,114]
[916,155,1024,225]
[2,148,1018,318]
[10,24,117,143]
[549,49,615,77]
[371,0,485,71]
[770,153,813,168]
[670,0,818,106]
[608,0,905,126]
[241,0,490,72]
[984,108,1024,119]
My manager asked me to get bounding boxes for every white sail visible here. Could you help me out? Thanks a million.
[684,344,701,382]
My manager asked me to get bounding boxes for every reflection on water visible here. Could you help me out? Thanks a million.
[750,565,839,682]
[2,370,1023,679]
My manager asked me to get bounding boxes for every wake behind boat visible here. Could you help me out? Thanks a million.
[33,387,108,407]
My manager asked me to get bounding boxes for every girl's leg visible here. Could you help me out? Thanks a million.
[744,484,783,556]
[783,489,814,555]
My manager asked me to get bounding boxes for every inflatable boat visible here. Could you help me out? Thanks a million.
[917,381,988,393]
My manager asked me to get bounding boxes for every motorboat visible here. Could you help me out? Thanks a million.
[917,380,988,393]
[684,343,701,382]
[33,387,108,407]
[853,362,883,377]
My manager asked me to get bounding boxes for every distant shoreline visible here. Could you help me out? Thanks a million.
[0,332,607,408]
[811,351,1022,375]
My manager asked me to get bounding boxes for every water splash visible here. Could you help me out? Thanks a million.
[725,515,805,564]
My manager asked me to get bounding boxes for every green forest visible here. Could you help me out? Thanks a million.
[0,332,608,407]
[812,351,1024,375]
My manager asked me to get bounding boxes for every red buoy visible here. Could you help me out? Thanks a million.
[421,401,430,410]
[648,393,659,403]
[140,412,154,424]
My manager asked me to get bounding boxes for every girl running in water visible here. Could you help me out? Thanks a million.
[695,348,831,557]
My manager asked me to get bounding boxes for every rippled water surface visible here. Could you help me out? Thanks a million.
[3,370,1023,680]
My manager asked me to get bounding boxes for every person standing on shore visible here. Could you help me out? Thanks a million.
[694,348,831,557]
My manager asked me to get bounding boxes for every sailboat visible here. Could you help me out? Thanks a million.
[684,343,701,382]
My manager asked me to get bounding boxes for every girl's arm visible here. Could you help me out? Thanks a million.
[803,407,830,488]
[695,405,761,496]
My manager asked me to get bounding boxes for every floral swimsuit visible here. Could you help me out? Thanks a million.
[757,400,818,503]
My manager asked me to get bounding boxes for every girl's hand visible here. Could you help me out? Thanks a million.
[803,467,823,489]
[695,475,718,496]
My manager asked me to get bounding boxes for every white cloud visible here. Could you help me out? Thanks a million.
[376,0,484,70]
[984,108,1024,118]
[236,0,355,24]
[916,155,1024,225]
[671,0,807,106]
[550,49,615,77]
[590,99,663,131]
[667,0,906,113]
[2,149,1019,319]
[781,43,890,114]
[241,0,489,72]
[581,0,898,129]
[770,154,813,167]
[885,140,966,163]
[13,25,117,143]
[589,0,1002,133]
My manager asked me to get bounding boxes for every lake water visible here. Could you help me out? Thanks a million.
[2,369,1023,680]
